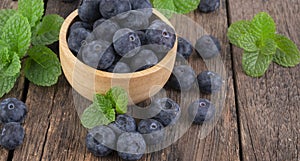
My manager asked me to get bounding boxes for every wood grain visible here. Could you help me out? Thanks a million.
[228,0,300,160]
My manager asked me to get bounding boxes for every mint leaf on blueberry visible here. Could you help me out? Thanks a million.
[106,87,128,114]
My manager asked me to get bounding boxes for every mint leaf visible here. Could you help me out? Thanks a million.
[242,51,273,77]
[24,46,61,86]
[0,40,10,70]
[0,52,21,77]
[173,0,200,14]
[153,0,176,18]
[18,0,44,27]
[80,104,113,129]
[31,14,64,46]
[106,87,128,114]
[0,73,19,98]
[0,9,17,34]
[1,13,31,58]
[238,34,258,52]
[273,34,300,67]
[94,94,113,111]
[260,38,276,55]
[227,20,252,47]
[251,12,276,39]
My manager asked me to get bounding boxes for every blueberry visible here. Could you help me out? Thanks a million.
[177,37,193,59]
[113,28,141,58]
[93,18,106,30]
[198,0,220,13]
[69,21,92,33]
[129,49,158,71]
[68,28,91,56]
[135,30,148,45]
[99,0,131,19]
[91,19,120,42]
[151,98,181,126]
[134,64,154,72]
[108,114,136,136]
[116,10,149,30]
[0,122,24,150]
[0,98,27,124]
[117,132,146,161]
[107,62,131,73]
[129,0,152,18]
[166,65,196,91]
[78,40,115,70]
[85,125,116,157]
[197,71,223,94]
[138,119,164,145]
[145,20,176,53]
[195,35,221,59]
[188,99,216,124]
[78,0,102,22]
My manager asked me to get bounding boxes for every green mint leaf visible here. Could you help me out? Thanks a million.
[0,40,10,70]
[273,34,300,67]
[227,20,252,47]
[106,87,128,114]
[0,52,21,77]
[0,73,19,98]
[238,34,258,52]
[260,38,276,55]
[0,9,17,35]
[32,14,64,46]
[153,0,176,18]
[173,0,200,14]
[1,13,31,58]
[18,0,44,27]
[242,51,273,77]
[251,12,276,39]
[94,94,113,111]
[24,46,61,86]
[80,104,113,129]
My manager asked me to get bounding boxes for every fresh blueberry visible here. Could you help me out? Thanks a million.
[86,125,116,157]
[117,132,146,161]
[68,28,91,56]
[0,98,27,124]
[198,0,220,13]
[69,21,92,33]
[138,119,164,145]
[107,62,131,73]
[151,98,181,126]
[78,40,115,70]
[116,10,149,30]
[99,0,131,19]
[166,65,196,91]
[129,49,158,71]
[113,28,141,58]
[129,0,152,18]
[93,18,106,30]
[91,19,120,42]
[197,71,223,94]
[108,114,136,136]
[177,37,193,59]
[188,99,216,124]
[195,35,221,59]
[145,20,176,53]
[0,122,24,150]
[134,64,154,72]
[78,0,102,23]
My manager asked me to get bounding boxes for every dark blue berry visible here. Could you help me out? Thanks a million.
[108,114,136,136]
[78,0,102,22]
[97,44,116,70]
[177,37,193,59]
[113,28,141,58]
[197,71,223,94]
[0,98,27,124]
[69,21,92,33]
[166,65,196,91]
[116,10,149,30]
[92,19,120,42]
[198,0,220,13]
[68,28,91,56]
[85,125,116,157]
[99,0,131,19]
[188,99,216,124]
[93,18,106,30]
[117,132,146,161]
[129,49,158,71]
[107,62,131,73]
[195,35,221,59]
[151,98,181,126]
[0,122,24,150]
[135,30,148,45]
[129,0,152,17]
[138,119,164,145]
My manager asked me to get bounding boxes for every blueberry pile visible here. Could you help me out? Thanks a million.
[68,0,176,73]
[0,98,27,150]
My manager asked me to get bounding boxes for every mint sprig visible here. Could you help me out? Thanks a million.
[80,87,128,129]
[151,0,200,16]
[0,0,63,98]
[228,12,300,77]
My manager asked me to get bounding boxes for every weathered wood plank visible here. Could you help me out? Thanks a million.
[228,0,300,161]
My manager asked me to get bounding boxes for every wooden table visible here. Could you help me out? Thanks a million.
[0,0,299,160]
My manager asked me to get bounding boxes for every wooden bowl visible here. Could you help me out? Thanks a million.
[59,9,177,104]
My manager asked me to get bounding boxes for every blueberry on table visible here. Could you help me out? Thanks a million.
[0,122,24,150]
[0,98,27,124]
[198,0,220,13]
[188,99,216,124]
[86,125,116,157]
[166,65,196,91]
[151,98,181,127]
[117,132,146,161]
[177,37,193,59]
[108,114,136,136]
[138,119,164,145]
[92,19,120,42]
[195,35,221,59]
[129,49,158,72]
[68,28,91,56]
[197,71,223,94]
[78,0,102,23]
[99,0,131,19]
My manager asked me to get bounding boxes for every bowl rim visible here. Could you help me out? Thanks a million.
[59,9,177,79]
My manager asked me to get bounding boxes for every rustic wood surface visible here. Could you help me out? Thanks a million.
[0,0,299,161]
